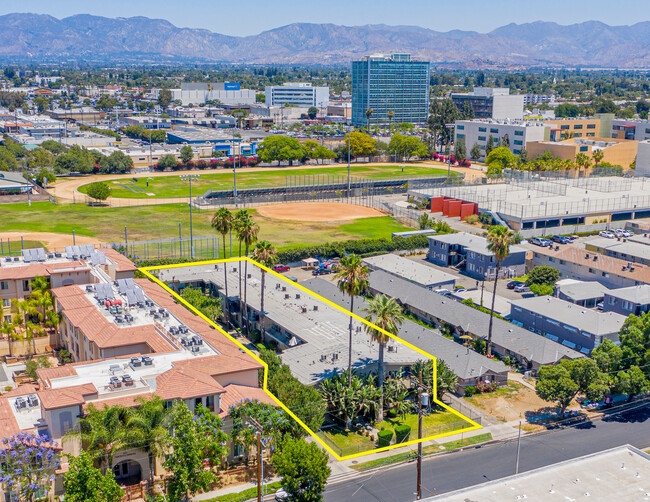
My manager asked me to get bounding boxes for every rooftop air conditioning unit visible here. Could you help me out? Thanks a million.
[296,294,301,299]
[282,286,287,292]
[284,293,290,299]
[313,305,318,311]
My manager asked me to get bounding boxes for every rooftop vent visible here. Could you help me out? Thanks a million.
[284,293,290,299]
[313,305,318,311]
[296,294,301,299]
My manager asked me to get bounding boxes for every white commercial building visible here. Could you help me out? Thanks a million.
[455,119,546,160]
[451,87,525,120]
[265,83,329,108]
[637,140,650,176]
[523,93,556,106]
[611,118,650,141]
[159,82,256,107]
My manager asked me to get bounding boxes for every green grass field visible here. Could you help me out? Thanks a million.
[77,164,452,199]
[0,240,46,256]
[0,202,411,249]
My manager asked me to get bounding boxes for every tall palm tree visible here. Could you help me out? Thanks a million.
[363,294,404,421]
[486,225,514,357]
[252,240,278,339]
[211,207,233,325]
[365,107,373,131]
[233,209,249,301]
[335,254,369,386]
[575,152,590,177]
[236,216,259,335]
[120,396,169,486]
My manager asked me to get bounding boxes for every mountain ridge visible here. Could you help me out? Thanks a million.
[0,14,649,67]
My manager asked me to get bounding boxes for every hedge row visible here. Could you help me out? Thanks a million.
[394,424,411,444]
[377,429,394,448]
[276,234,430,264]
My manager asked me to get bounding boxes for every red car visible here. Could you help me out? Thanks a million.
[274,264,290,272]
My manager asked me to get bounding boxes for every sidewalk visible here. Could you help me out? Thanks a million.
[192,476,281,502]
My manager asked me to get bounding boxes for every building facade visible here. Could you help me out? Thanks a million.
[544,118,601,141]
[265,83,329,108]
[527,137,638,168]
[454,119,546,160]
[603,285,650,316]
[611,119,650,142]
[450,88,524,120]
[351,53,430,127]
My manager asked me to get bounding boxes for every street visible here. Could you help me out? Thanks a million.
[324,404,650,502]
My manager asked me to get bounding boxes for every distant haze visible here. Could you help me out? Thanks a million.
[0,14,649,67]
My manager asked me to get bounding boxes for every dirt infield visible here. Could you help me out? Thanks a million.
[255,202,385,222]
[0,232,102,251]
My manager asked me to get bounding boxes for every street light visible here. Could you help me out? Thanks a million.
[180,174,200,259]
[445,123,455,182]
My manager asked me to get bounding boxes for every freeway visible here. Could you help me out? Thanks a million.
[324,404,650,502]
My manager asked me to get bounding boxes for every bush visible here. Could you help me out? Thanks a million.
[464,214,480,225]
[86,181,111,201]
[476,381,498,394]
[464,386,477,397]
[526,265,560,286]
[394,425,411,443]
[529,283,554,296]
[377,429,394,448]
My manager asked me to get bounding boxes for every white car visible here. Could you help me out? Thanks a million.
[275,488,289,501]
[599,231,615,239]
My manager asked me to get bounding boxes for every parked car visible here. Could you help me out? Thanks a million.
[551,235,570,244]
[273,264,290,272]
[599,231,615,239]
[507,280,526,290]
[615,228,634,238]
[529,237,551,247]
[597,302,604,311]
[514,284,530,293]
[275,488,289,501]
[434,288,452,296]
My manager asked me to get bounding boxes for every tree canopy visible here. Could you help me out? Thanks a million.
[272,438,331,502]
[257,135,305,166]
[63,451,124,502]
[86,181,111,201]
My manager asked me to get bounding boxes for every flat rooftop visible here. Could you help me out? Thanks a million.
[363,254,457,288]
[158,262,423,385]
[411,177,650,221]
[424,445,650,502]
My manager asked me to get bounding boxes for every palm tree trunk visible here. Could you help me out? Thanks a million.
[222,234,229,327]
[243,246,250,336]
[149,452,155,487]
[486,264,500,357]
[377,342,385,422]
[260,270,266,341]
[347,295,354,387]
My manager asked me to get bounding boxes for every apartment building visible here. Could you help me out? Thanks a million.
[585,236,650,266]
[530,245,650,288]
[510,296,626,353]
[544,118,601,141]
[611,119,650,142]
[265,83,329,108]
[523,94,556,106]
[454,119,546,160]
[162,82,256,107]
[450,87,524,120]
[527,137,638,168]
[602,285,650,317]
[555,279,610,308]
[351,53,430,126]
[362,253,456,290]
[428,233,528,280]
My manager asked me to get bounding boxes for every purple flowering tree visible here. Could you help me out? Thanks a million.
[0,432,61,502]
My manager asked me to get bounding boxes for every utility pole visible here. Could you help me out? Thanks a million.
[347,126,352,198]
[256,429,262,502]
[445,123,455,182]
[180,174,199,259]
[416,369,423,500]
[515,420,522,474]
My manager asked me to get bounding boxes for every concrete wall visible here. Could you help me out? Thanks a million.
[518,221,627,239]
[637,141,650,176]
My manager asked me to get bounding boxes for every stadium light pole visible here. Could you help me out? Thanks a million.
[445,123,455,182]
[180,174,200,259]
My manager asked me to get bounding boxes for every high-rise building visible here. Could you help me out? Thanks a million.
[351,53,430,127]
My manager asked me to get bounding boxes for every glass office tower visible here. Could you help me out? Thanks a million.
[351,53,430,127]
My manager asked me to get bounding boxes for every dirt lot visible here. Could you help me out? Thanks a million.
[466,379,556,422]
[256,202,384,222]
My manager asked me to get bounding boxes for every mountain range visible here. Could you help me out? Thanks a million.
[0,14,649,67]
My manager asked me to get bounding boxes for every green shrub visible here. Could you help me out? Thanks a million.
[394,424,411,443]
[464,214,480,225]
[377,429,394,448]
[529,283,554,296]
[464,386,477,397]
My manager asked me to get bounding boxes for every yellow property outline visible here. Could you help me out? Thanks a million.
[139,257,481,461]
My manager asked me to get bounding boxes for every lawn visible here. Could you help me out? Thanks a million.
[206,481,283,502]
[383,409,463,435]
[350,433,493,471]
[76,164,452,199]
[0,202,411,249]
[0,240,46,256]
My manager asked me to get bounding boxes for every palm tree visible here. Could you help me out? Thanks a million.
[252,240,278,339]
[236,216,259,335]
[575,152,590,177]
[363,294,404,421]
[592,149,604,169]
[233,209,249,300]
[486,225,514,357]
[120,396,169,486]
[0,320,15,357]
[365,107,373,131]
[335,254,369,386]
[211,208,233,325]
[387,110,394,133]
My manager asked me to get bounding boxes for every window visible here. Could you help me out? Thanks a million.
[563,324,578,333]
[547,319,560,326]
[23,280,30,291]
[513,149,521,154]
[457,125,464,130]
[2,299,9,307]
[478,136,486,141]
[0,281,7,291]
[457,133,465,139]
[3,315,10,323]
[580,146,589,152]
[514,140,523,146]
[233,444,244,457]
[561,125,570,130]
[574,124,583,130]
[587,124,596,129]
[478,127,487,132]
[608,296,616,305]
[514,130,524,136]
[586,133,595,137]
[490,128,499,134]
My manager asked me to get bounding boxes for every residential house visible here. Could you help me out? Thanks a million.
[603,285,650,317]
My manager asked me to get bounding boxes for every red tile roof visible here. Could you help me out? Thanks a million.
[155,363,225,401]
[0,399,20,439]
[1,384,38,398]
[101,248,137,273]
[219,384,278,418]
[0,261,87,281]
[82,393,154,411]
[38,383,98,410]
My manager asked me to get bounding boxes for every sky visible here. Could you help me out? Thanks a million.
[2,0,647,36]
